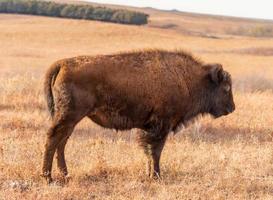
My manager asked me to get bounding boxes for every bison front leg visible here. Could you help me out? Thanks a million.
[137,130,167,179]
[147,137,167,179]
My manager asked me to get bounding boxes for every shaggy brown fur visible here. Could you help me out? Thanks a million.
[42,49,235,183]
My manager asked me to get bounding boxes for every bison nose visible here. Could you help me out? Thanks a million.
[231,102,235,112]
[227,103,235,113]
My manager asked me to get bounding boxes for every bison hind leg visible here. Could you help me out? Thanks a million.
[137,130,167,179]
[56,135,71,178]
[42,120,74,184]
[42,110,87,184]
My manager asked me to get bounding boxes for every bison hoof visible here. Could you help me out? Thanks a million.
[55,174,71,185]
[149,172,161,180]
[63,174,71,184]
[47,177,53,185]
[40,172,53,184]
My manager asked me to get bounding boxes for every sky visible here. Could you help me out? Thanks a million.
[86,0,273,20]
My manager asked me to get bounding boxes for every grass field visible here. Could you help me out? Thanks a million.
[0,5,273,200]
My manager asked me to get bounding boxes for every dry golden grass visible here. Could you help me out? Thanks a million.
[0,13,273,199]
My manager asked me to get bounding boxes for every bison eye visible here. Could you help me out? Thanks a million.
[224,85,230,92]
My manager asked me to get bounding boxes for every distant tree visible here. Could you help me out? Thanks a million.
[12,1,28,13]
[130,13,149,25]
[92,7,108,20]
[60,4,78,18]
[83,6,94,19]
[0,1,8,12]
[36,2,50,15]
[100,8,114,21]
[111,11,132,24]
[26,1,38,15]
[0,0,149,25]
[5,1,15,13]
[74,6,87,19]
[46,2,64,17]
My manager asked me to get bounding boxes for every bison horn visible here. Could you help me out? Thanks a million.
[206,63,224,85]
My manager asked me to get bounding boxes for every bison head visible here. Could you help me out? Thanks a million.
[204,63,235,118]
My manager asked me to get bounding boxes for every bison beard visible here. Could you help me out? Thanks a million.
[41,49,235,183]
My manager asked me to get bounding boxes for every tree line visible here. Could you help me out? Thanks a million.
[0,0,149,25]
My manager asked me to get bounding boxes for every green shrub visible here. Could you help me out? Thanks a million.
[0,0,149,25]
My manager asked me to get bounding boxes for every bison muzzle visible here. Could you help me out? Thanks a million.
[41,49,235,183]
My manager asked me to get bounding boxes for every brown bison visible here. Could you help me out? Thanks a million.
[42,49,235,183]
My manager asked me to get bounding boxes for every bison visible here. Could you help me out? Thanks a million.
[42,49,235,183]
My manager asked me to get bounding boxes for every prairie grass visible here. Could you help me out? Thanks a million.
[228,25,273,37]
[0,13,273,199]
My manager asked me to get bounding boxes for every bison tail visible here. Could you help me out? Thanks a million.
[44,63,61,118]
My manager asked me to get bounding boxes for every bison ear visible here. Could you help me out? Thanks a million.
[205,63,224,85]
